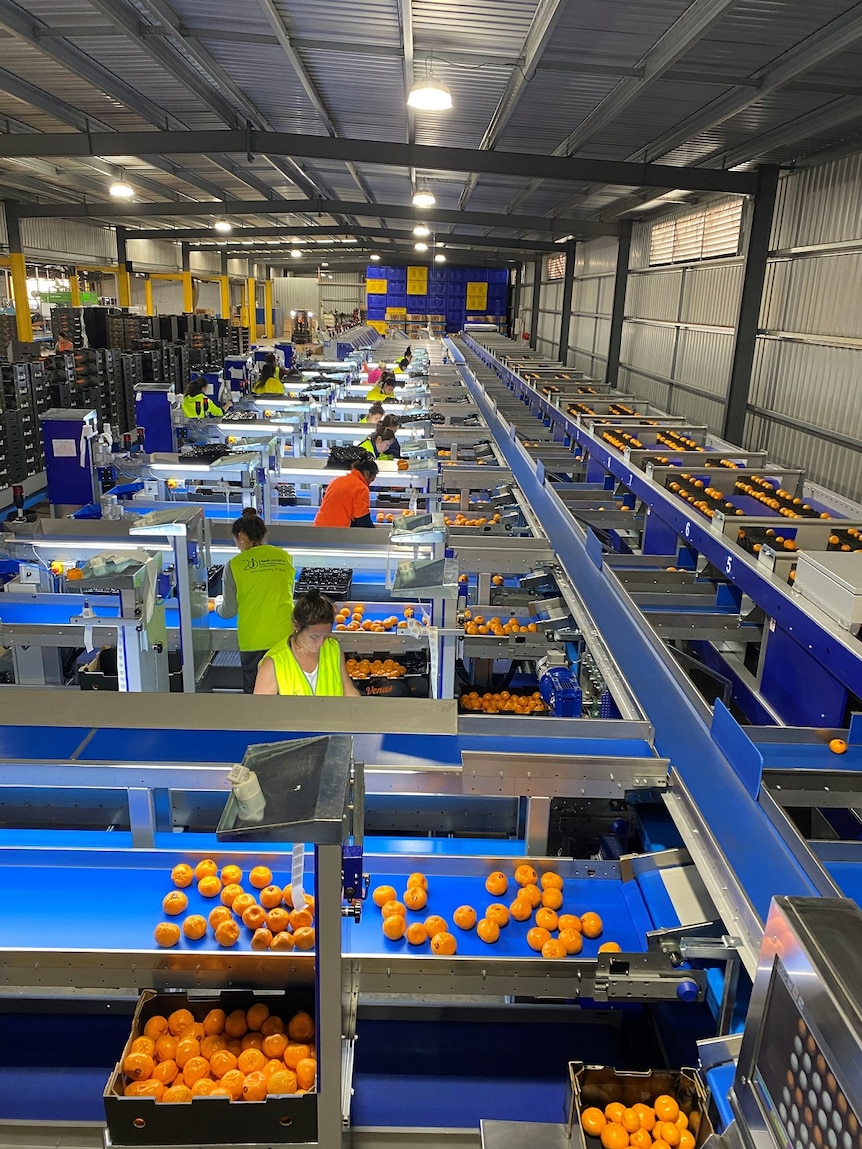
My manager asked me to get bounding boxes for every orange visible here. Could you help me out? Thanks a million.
[203,1008,226,1036]
[485,871,508,896]
[271,931,295,950]
[220,883,244,907]
[675,1114,688,1130]
[541,887,564,911]
[476,917,500,943]
[541,938,567,959]
[453,905,477,930]
[162,1083,193,1103]
[581,912,603,939]
[194,859,218,880]
[215,919,240,947]
[123,1051,155,1081]
[535,907,559,932]
[527,926,551,951]
[200,1036,226,1060]
[182,1022,204,1040]
[260,885,284,909]
[540,872,564,891]
[262,1032,288,1060]
[380,900,406,920]
[287,1011,315,1042]
[654,1097,679,1123]
[518,883,542,907]
[293,926,316,950]
[509,898,533,922]
[605,1104,626,1125]
[582,1108,607,1136]
[657,1124,680,1147]
[124,1079,164,1100]
[226,1040,242,1057]
[382,914,407,940]
[679,1133,695,1149]
[601,1125,630,1149]
[168,1009,194,1036]
[182,914,207,941]
[296,1057,317,1091]
[281,884,295,908]
[485,903,510,927]
[260,1016,284,1036]
[198,875,222,898]
[403,886,428,911]
[372,884,397,907]
[162,891,188,916]
[219,1069,245,1100]
[406,872,428,889]
[152,1058,178,1084]
[630,1131,653,1149]
[514,864,538,887]
[251,927,274,951]
[829,738,848,754]
[261,1057,282,1080]
[246,1003,270,1031]
[131,1036,156,1057]
[220,864,243,886]
[622,1109,642,1134]
[191,1078,215,1096]
[154,1035,177,1062]
[653,1141,672,1149]
[143,1015,168,1040]
[182,1055,210,1086]
[430,931,457,955]
[171,863,194,888]
[558,914,582,932]
[209,1085,232,1098]
[232,893,257,918]
[210,1049,238,1078]
[238,1047,266,1074]
[241,1032,263,1051]
[599,942,622,953]
[268,1068,298,1095]
[249,865,273,889]
[634,1104,656,1132]
[175,1037,200,1067]
[560,928,590,954]
[284,1042,310,1069]
[242,904,268,931]
[406,922,428,945]
[424,915,449,937]
[266,907,290,933]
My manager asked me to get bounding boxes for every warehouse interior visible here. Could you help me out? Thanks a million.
[2,2,862,1148]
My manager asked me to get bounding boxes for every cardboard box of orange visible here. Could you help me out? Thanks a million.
[104,989,317,1146]
[566,1063,714,1147]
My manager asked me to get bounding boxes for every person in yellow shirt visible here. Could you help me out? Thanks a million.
[254,589,359,697]
[182,376,223,419]
[252,352,286,396]
[366,372,399,403]
[214,508,295,692]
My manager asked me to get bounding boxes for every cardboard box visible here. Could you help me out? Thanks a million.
[567,1063,713,1144]
[104,989,317,1146]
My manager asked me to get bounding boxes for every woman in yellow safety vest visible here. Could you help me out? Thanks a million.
[366,372,399,403]
[214,508,295,693]
[254,589,359,697]
[252,352,286,396]
[182,376,223,419]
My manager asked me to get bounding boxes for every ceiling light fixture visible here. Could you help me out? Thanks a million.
[370,254,381,262]
[290,248,302,258]
[413,225,431,238]
[407,54,453,111]
[213,219,232,233]
[434,252,446,263]
[414,242,428,252]
[412,184,436,208]
[109,181,134,199]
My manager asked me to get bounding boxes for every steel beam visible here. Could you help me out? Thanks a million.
[191,227,556,252]
[529,254,542,350]
[0,129,757,194]
[723,165,779,444]
[557,238,576,363]
[604,221,632,386]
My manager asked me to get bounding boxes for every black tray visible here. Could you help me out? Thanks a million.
[295,566,353,598]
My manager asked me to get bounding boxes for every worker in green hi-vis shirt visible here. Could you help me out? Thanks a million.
[214,508,295,693]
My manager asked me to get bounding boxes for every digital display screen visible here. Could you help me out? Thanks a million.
[752,960,861,1149]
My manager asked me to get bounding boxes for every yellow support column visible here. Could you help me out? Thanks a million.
[118,267,132,309]
[247,276,257,341]
[9,251,32,342]
[70,269,81,308]
[144,276,154,316]
[264,278,274,338]
[219,275,230,319]
[239,282,249,326]
[182,270,193,313]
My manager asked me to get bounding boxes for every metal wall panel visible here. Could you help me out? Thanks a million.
[761,253,862,338]
[597,275,615,317]
[619,366,672,410]
[680,261,743,327]
[768,340,862,435]
[272,277,320,313]
[574,276,599,315]
[22,219,116,263]
[667,386,724,435]
[570,314,595,355]
[758,420,862,502]
[629,221,652,271]
[748,336,780,409]
[626,269,683,321]
[594,317,611,359]
[674,327,734,398]
[127,238,181,271]
[771,154,862,250]
[195,280,221,313]
[151,279,185,315]
[620,320,676,378]
[228,259,249,277]
[190,251,222,275]
[578,236,619,278]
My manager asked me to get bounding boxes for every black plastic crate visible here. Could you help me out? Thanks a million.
[295,566,353,598]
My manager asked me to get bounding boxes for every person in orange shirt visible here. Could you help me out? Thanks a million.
[313,458,378,528]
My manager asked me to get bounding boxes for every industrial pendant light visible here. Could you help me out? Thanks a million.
[407,55,453,111]
[412,184,436,208]
[413,224,431,238]
[109,180,134,199]
[213,219,232,233]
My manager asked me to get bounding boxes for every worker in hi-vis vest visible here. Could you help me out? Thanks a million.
[214,508,295,693]
[182,376,223,419]
[254,590,359,697]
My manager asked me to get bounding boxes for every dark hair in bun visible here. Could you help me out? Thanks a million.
[293,589,336,633]
[231,507,267,544]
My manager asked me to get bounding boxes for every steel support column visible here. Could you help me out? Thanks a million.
[115,225,132,310]
[509,262,521,339]
[723,165,779,444]
[4,203,31,342]
[69,268,81,308]
[529,254,542,351]
[247,276,257,341]
[264,269,274,339]
[557,238,576,363]
[144,275,153,317]
[180,243,193,314]
[605,219,632,387]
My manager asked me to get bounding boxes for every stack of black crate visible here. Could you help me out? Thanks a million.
[43,352,76,408]
[229,325,250,355]
[97,349,123,431]
[1,363,39,484]
[0,315,16,355]
[71,348,104,423]
[50,307,84,349]
[118,352,142,434]
[27,361,49,474]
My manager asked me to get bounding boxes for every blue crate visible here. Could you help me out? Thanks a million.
[406,294,428,310]
[366,266,383,279]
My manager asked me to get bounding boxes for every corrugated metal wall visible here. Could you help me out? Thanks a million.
[127,237,181,272]
[21,218,116,263]
[272,276,320,314]
[190,251,222,275]
[320,271,363,317]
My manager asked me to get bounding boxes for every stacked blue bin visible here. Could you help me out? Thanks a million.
[366,265,509,332]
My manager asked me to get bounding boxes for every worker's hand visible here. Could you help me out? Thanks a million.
[212,595,224,613]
